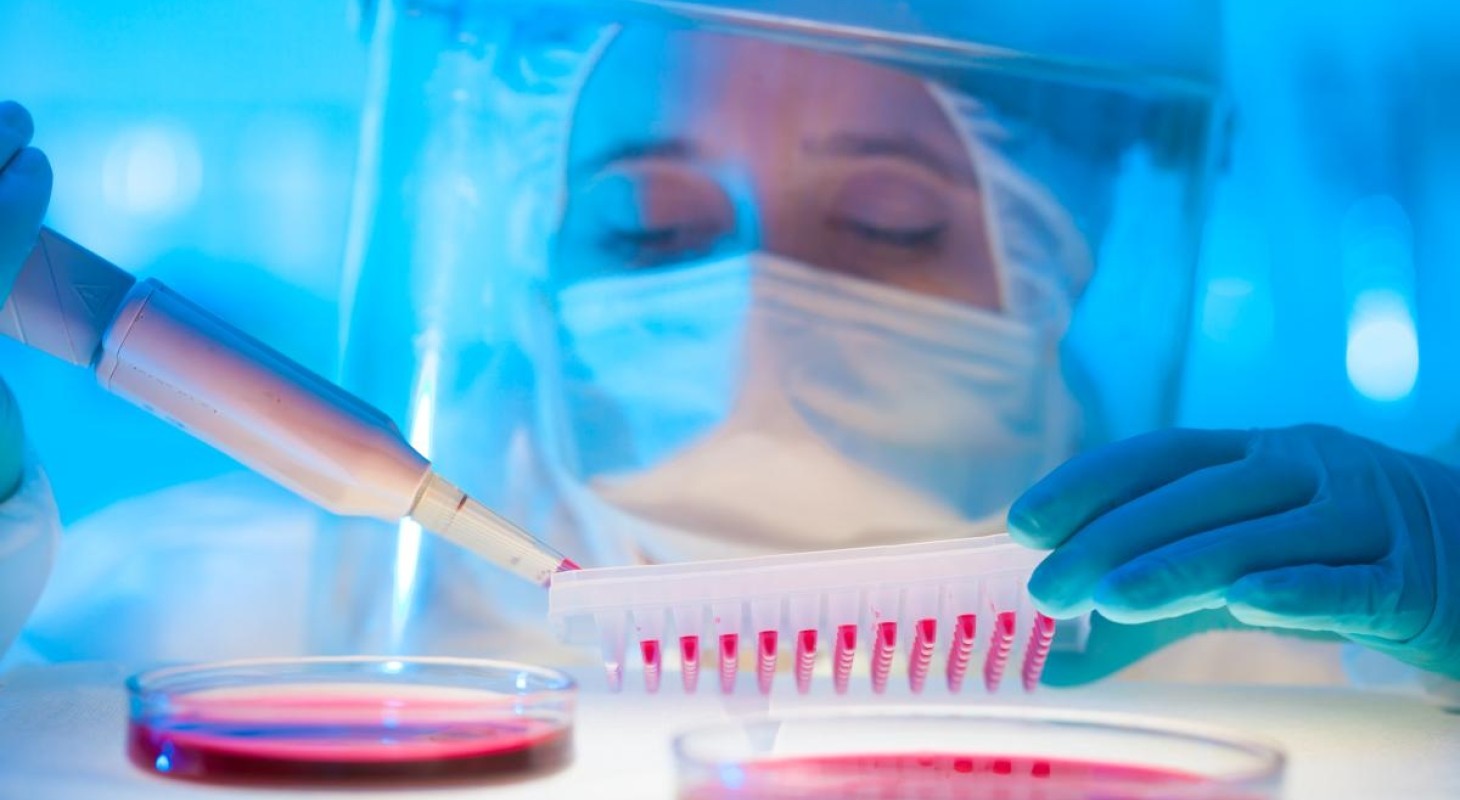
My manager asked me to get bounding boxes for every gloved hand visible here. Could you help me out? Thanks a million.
[0,100,52,501]
[1008,425,1460,684]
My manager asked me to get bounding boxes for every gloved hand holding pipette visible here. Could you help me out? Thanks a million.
[1009,425,1460,684]
[0,101,572,591]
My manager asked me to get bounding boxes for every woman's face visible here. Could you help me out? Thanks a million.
[555,28,1004,310]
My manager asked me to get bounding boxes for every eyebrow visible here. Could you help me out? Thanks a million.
[803,133,978,187]
[572,138,699,179]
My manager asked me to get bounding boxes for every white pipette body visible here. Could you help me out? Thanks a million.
[0,227,570,586]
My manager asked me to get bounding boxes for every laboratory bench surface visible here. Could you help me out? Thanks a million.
[2,662,1458,798]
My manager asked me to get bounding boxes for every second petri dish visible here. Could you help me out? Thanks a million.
[127,656,575,785]
[674,707,1284,799]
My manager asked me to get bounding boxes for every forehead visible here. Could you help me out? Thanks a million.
[569,27,968,166]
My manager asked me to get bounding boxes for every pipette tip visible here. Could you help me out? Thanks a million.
[411,473,573,587]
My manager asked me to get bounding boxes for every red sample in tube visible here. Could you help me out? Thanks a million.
[128,713,571,785]
[946,613,976,693]
[757,631,779,695]
[681,635,700,693]
[641,639,662,694]
[1021,613,1057,692]
[984,611,1017,692]
[907,618,936,694]
[719,634,739,695]
[870,621,897,695]
[833,624,857,695]
[794,629,817,695]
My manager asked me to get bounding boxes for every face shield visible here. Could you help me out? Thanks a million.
[320,0,1226,655]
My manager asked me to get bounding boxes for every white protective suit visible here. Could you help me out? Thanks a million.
[0,453,58,661]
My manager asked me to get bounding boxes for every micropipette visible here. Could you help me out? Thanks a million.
[0,227,572,586]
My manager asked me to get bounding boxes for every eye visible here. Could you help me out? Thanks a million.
[824,168,952,254]
[573,164,736,269]
[827,217,948,249]
[599,220,726,264]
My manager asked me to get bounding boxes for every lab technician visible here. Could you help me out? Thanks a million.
[9,24,1110,667]
[3,11,1458,692]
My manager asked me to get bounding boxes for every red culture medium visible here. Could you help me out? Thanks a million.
[128,707,572,785]
[679,752,1266,800]
[127,686,569,788]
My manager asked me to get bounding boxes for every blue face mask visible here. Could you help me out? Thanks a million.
[539,255,754,478]
[531,251,1076,562]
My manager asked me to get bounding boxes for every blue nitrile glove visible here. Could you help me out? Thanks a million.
[1008,425,1460,684]
[0,100,52,501]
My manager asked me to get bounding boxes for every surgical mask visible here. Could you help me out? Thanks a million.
[533,251,1075,564]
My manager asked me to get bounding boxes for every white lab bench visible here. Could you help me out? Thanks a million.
[2,662,1458,798]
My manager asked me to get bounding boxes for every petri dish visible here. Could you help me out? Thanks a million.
[127,656,575,785]
[674,707,1284,799]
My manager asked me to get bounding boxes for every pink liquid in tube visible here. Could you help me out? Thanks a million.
[676,752,1258,800]
[757,631,779,695]
[946,613,976,693]
[681,635,701,693]
[870,621,897,695]
[794,630,817,695]
[641,639,662,694]
[833,624,857,695]
[1021,613,1057,692]
[984,611,1016,692]
[719,634,739,694]
[907,618,936,694]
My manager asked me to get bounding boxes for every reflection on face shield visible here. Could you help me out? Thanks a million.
[526,27,1088,564]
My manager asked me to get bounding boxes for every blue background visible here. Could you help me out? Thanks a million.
[1,0,1457,522]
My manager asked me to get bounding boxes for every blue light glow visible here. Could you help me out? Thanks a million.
[718,764,746,789]
[389,349,442,649]
[1346,289,1419,401]
[100,123,202,218]
[1341,196,1418,403]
